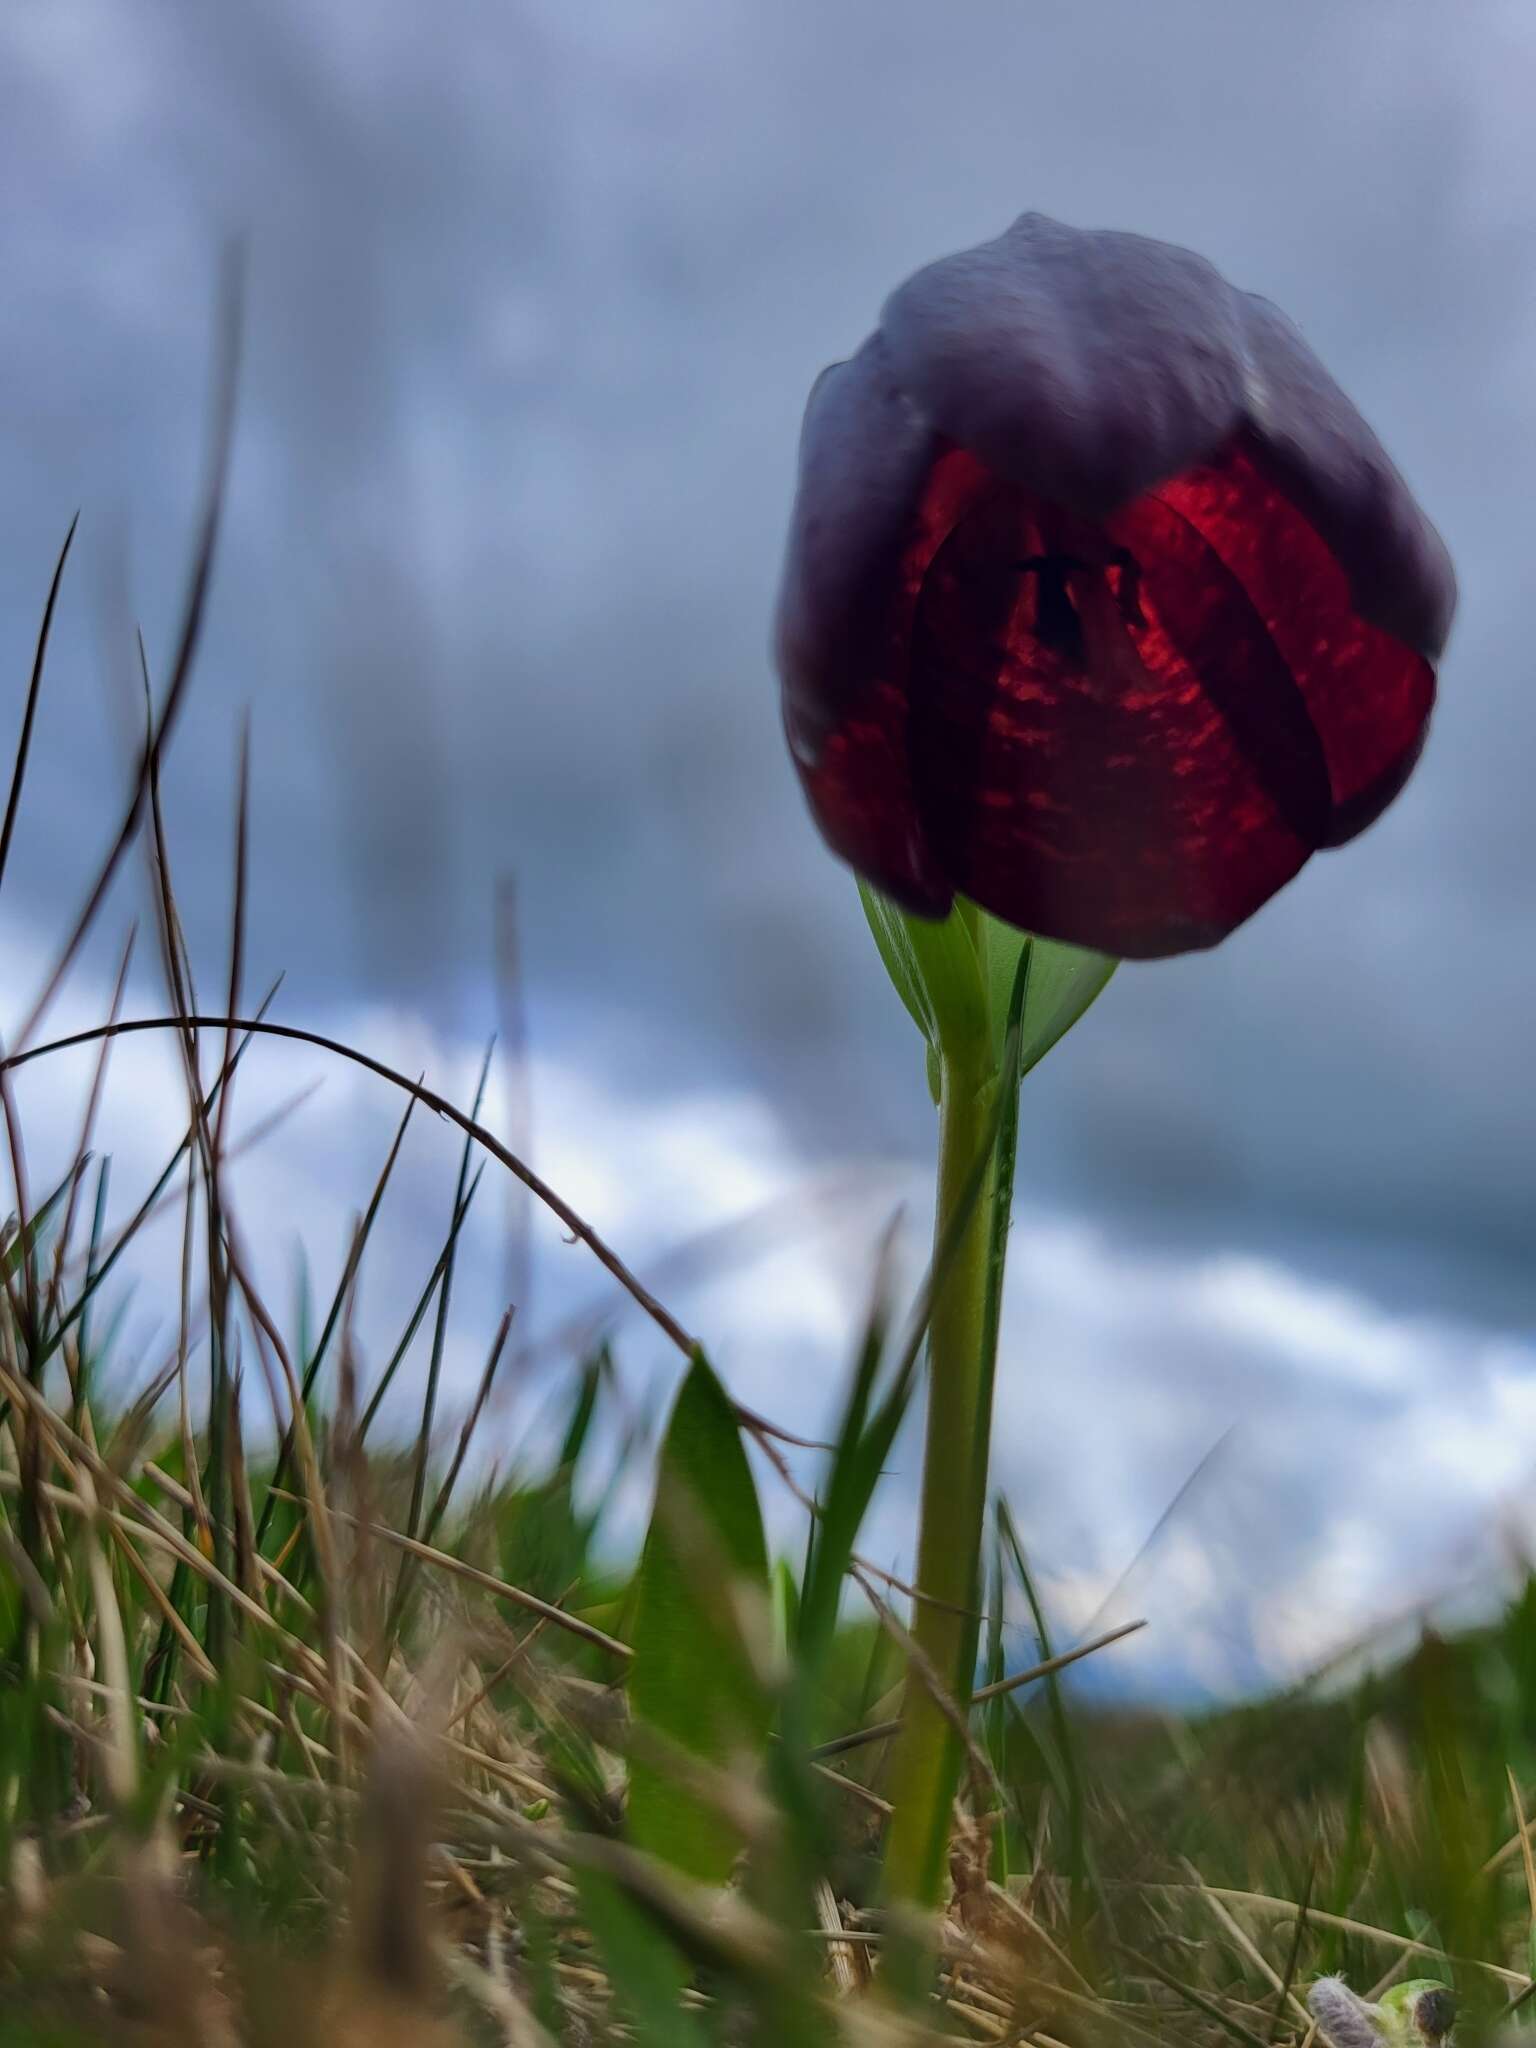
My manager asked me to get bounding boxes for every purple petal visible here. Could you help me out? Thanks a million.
[878,212,1250,515]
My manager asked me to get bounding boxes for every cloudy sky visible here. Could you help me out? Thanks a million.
[2,0,1535,1699]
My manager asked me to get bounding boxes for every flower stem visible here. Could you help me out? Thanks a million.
[882,1020,1004,1915]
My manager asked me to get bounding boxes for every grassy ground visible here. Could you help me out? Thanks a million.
[7,1291,1536,2048]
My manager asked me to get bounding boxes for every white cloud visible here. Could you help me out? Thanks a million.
[5,906,1536,1704]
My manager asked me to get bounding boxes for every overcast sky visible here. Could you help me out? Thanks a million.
[3,0,1535,1699]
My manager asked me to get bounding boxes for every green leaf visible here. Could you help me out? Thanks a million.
[628,1350,772,1884]
[575,1868,709,2048]
[859,881,989,1071]
[977,911,1116,1076]
[1,1159,80,1285]
[858,879,939,1048]
[983,1540,1011,1887]
[1018,935,1117,1077]
[793,1273,921,1678]
[860,882,1111,1094]
[770,1557,800,1663]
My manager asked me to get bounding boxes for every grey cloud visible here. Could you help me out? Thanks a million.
[1,0,1534,1306]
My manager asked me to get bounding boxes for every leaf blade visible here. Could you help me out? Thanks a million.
[628,1350,772,1883]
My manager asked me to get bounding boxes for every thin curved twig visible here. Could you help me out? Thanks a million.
[0,1010,697,1357]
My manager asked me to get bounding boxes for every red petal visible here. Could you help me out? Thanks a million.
[795,432,1435,958]
[1155,440,1435,845]
[905,461,1321,958]
[795,442,995,916]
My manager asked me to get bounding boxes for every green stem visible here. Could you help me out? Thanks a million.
[882,1021,1003,1911]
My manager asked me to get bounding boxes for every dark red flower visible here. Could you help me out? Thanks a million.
[775,213,1455,958]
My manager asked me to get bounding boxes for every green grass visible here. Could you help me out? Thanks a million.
[8,1228,1536,2048]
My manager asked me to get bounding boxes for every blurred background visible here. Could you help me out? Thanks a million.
[1,0,1533,1701]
